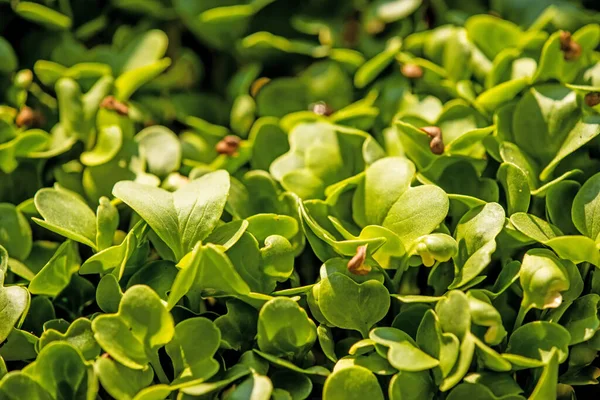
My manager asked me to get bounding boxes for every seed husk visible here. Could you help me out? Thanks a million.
[311,101,334,116]
[401,64,423,79]
[216,135,241,156]
[585,92,600,107]
[420,126,445,155]
[348,245,371,276]
[15,106,44,128]
[100,96,129,116]
[559,31,582,61]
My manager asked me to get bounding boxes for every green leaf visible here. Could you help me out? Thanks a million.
[126,260,178,301]
[14,2,72,30]
[506,322,570,363]
[246,214,298,243]
[559,294,600,345]
[38,318,101,360]
[572,171,600,242]
[354,38,402,89]
[249,117,290,171]
[257,297,317,359]
[22,342,95,399]
[545,236,600,266]
[252,350,330,377]
[318,273,390,337]
[439,334,475,392]
[92,285,175,369]
[467,291,507,345]
[382,185,449,249]
[510,212,562,243]
[230,95,256,137]
[0,372,52,400]
[546,180,580,235]
[114,58,172,101]
[80,125,123,167]
[80,220,146,279]
[94,357,154,400]
[359,157,416,226]
[512,85,580,165]
[113,170,230,261]
[96,197,119,251]
[388,370,435,400]
[533,25,600,84]
[33,188,98,250]
[323,366,384,400]
[215,300,258,351]
[540,115,600,180]
[0,204,32,261]
[475,78,529,114]
[0,329,38,362]
[497,163,530,215]
[450,203,505,289]
[317,324,338,363]
[271,370,312,400]
[0,246,30,344]
[520,249,570,311]
[135,126,182,179]
[165,317,221,383]
[167,242,251,309]
[96,274,123,313]
[370,328,439,372]
[416,309,460,381]
[529,348,559,400]
[28,240,81,297]
[0,38,17,74]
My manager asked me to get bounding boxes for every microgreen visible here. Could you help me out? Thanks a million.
[1,1,600,398]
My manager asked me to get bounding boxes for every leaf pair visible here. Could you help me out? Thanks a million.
[113,170,230,261]
[33,187,119,252]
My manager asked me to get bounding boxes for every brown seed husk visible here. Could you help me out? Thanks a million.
[401,64,423,79]
[15,106,35,128]
[559,31,582,61]
[420,126,444,155]
[311,102,334,116]
[585,92,600,107]
[216,135,241,156]
[15,106,44,128]
[100,96,129,116]
[348,245,371,276]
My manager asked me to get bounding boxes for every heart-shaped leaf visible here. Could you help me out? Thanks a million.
[318,272,390,338]
[165,317,221,383]
[38,318,101,361]
[92,285,175,370]
[257,297,317,359]
[323,365,384,400]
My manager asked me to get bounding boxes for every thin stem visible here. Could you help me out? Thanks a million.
[391,256,409,292]
[513,306,528,332]
[149,350,169,385]
[372,263,395,292]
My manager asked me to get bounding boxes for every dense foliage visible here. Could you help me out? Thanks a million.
[2,0,600,399]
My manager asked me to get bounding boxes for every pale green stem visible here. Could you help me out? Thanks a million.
[513,306,529,332]
[149,350,169,385]
[391,256,409,292]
